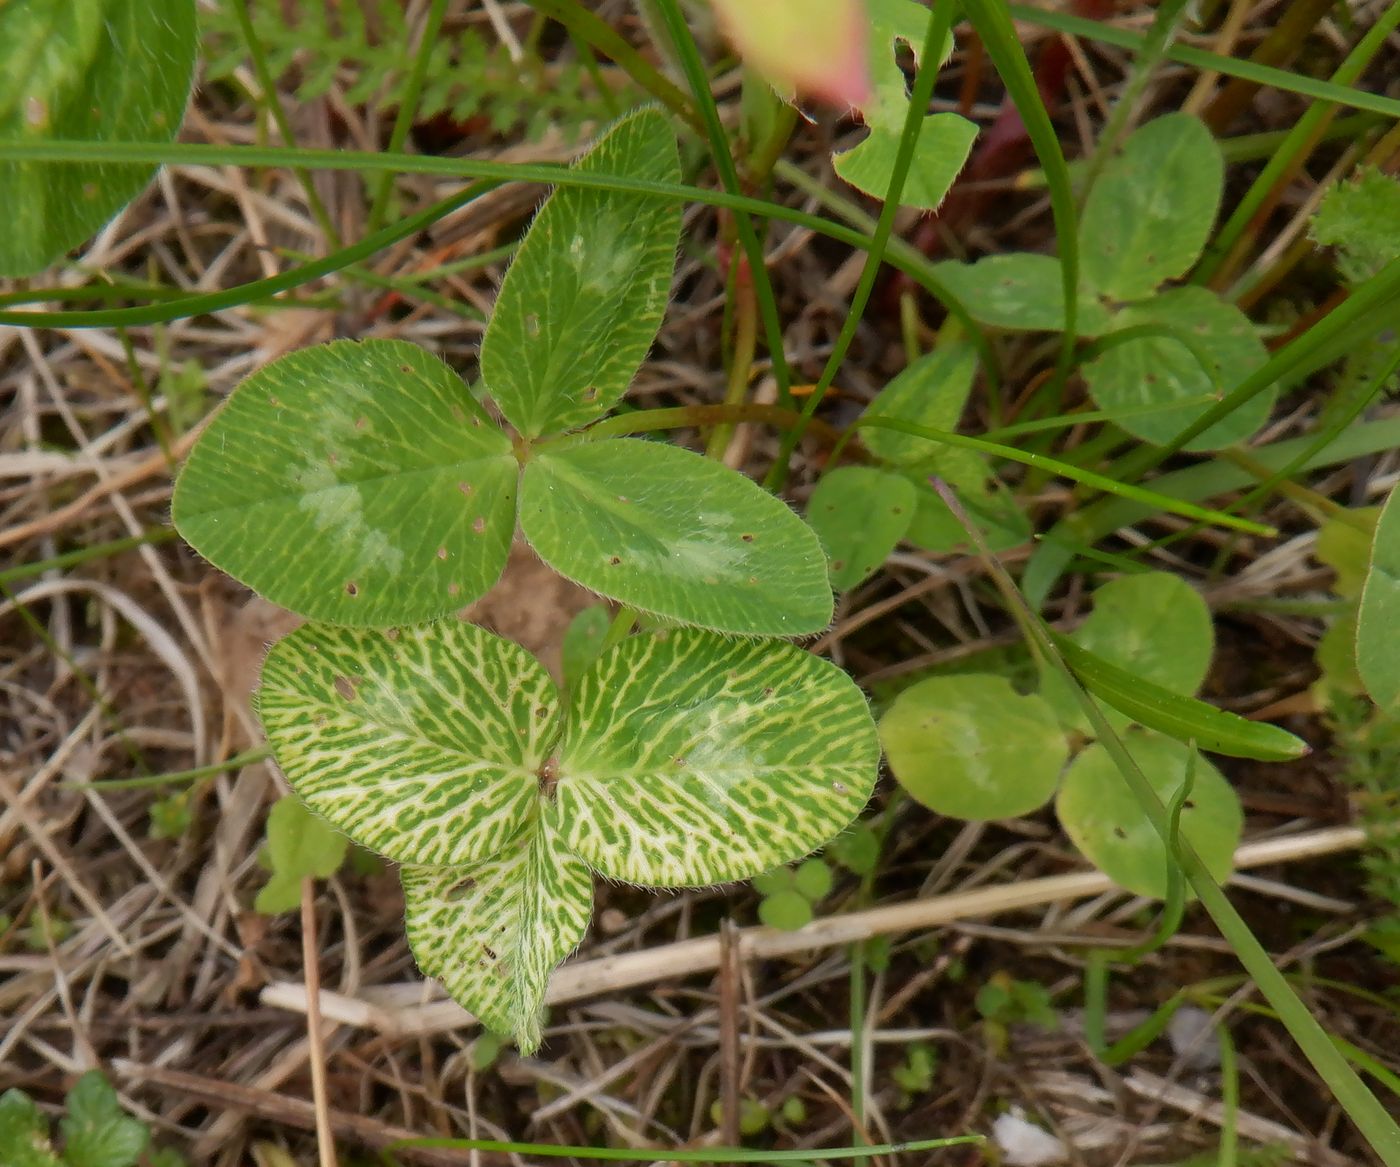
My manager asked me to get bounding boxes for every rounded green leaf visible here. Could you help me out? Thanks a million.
[861,343,979,467]
[1056,733,1242,899]
[928,255,1114,336]
[1359,486,1400,713]
[905,468,1032,554]
[0,0,196,277]
[257,620,560,867]
[830,0,975,210]
[793,857,834,901]
[480,108,682,438]
[807,467,915,591]
[403,819,593,1053]
[174,340,518,626]
[554,630,879,885]
[1083,289,1271,450]
[880,674,1066,820]
[1081,113,1223,301]
[1073,572,1213,695]
[759,889,814,931]
[520,438,833,636]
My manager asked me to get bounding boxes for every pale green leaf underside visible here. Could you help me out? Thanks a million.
[833,0,975,210]
[834,112,978,212]
[1081,112,1223,301]
[807,467,915,591]
[403,819,592,1053]
[555,630,879,884]
[1083,288,1271,450]
[174,339,517,626]
[880,674,1066,821]
[1057,732,1242,899]
[258,620,560,867]
[1358,486,1400,712]
[264,794,348,880]
[861,343,979,467]
[929,255,1114,336]
[0,0,196,277]
[520,438,834,635]
[480,107,682,438]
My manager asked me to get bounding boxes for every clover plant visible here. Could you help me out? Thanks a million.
[932,114,1275,450]
[879,572,1307,899]
[172,110,881,1050]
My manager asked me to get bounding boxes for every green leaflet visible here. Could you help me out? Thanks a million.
[1081,113,1223,301]
[402,824,593,1053]
[807,466,915,591]
[0,0,196,277]
[880,674,1066,820]
[1057,732,1242,899]
[1316,507,1381,600]
[861,343,980,467]
[1311,165,1400,283]
[59,1073,149,1167]
[1358,486,1400,713]
[0,1088,60,1167]
[254,794,350,914]
[554,629,879,885]
[831,0,977,209]
[520,439,834,636]
[479,107,682,438]
[258,621,878,1048]
[927,255,1114,336]
[258,621,558,868]
[1082,288,1272,450]
[1040,570,1213,735]
[173,339,517,627]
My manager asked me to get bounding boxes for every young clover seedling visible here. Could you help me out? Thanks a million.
[931,114,1275,450]
[172,109,881,1049]
[878,572,1303,898]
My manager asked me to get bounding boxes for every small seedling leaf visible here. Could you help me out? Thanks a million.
[254,795,350,912]
[1311,165,1400,283]
[928,255,1114,336]
[880,674,1067,820]
[480,108,682,437]
[1057,732,1242,899]
[829,821,880,875]
[60,1072,149,1167]
[807,466,915,591]
[905,462,1032,554]
[832,0,977,210]
[555,630,879,884]
[0,1087,61,1167]
[0,0,197,277]
[1052,635,1309,761]
[174,340,517,626]
[402,820,593,1054]
[1082,288,1271,450]
[258,621,559,867]
[1081,113,1223,301]
[520,438,833,635]
[758,888,813,931]
[1358,486,1400,713]
[861,343,980,467]
[561,605,613,689]
[793,858,834,901]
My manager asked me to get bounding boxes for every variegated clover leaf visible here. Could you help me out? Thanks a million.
[258,620,878,1049]
[174,109,834,636]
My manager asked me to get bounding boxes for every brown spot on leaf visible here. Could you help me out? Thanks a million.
[333,675,357,701]
[472,517,486,534]
[437,547,448,560]
[458,481,474,496]
[345,581,359,597]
